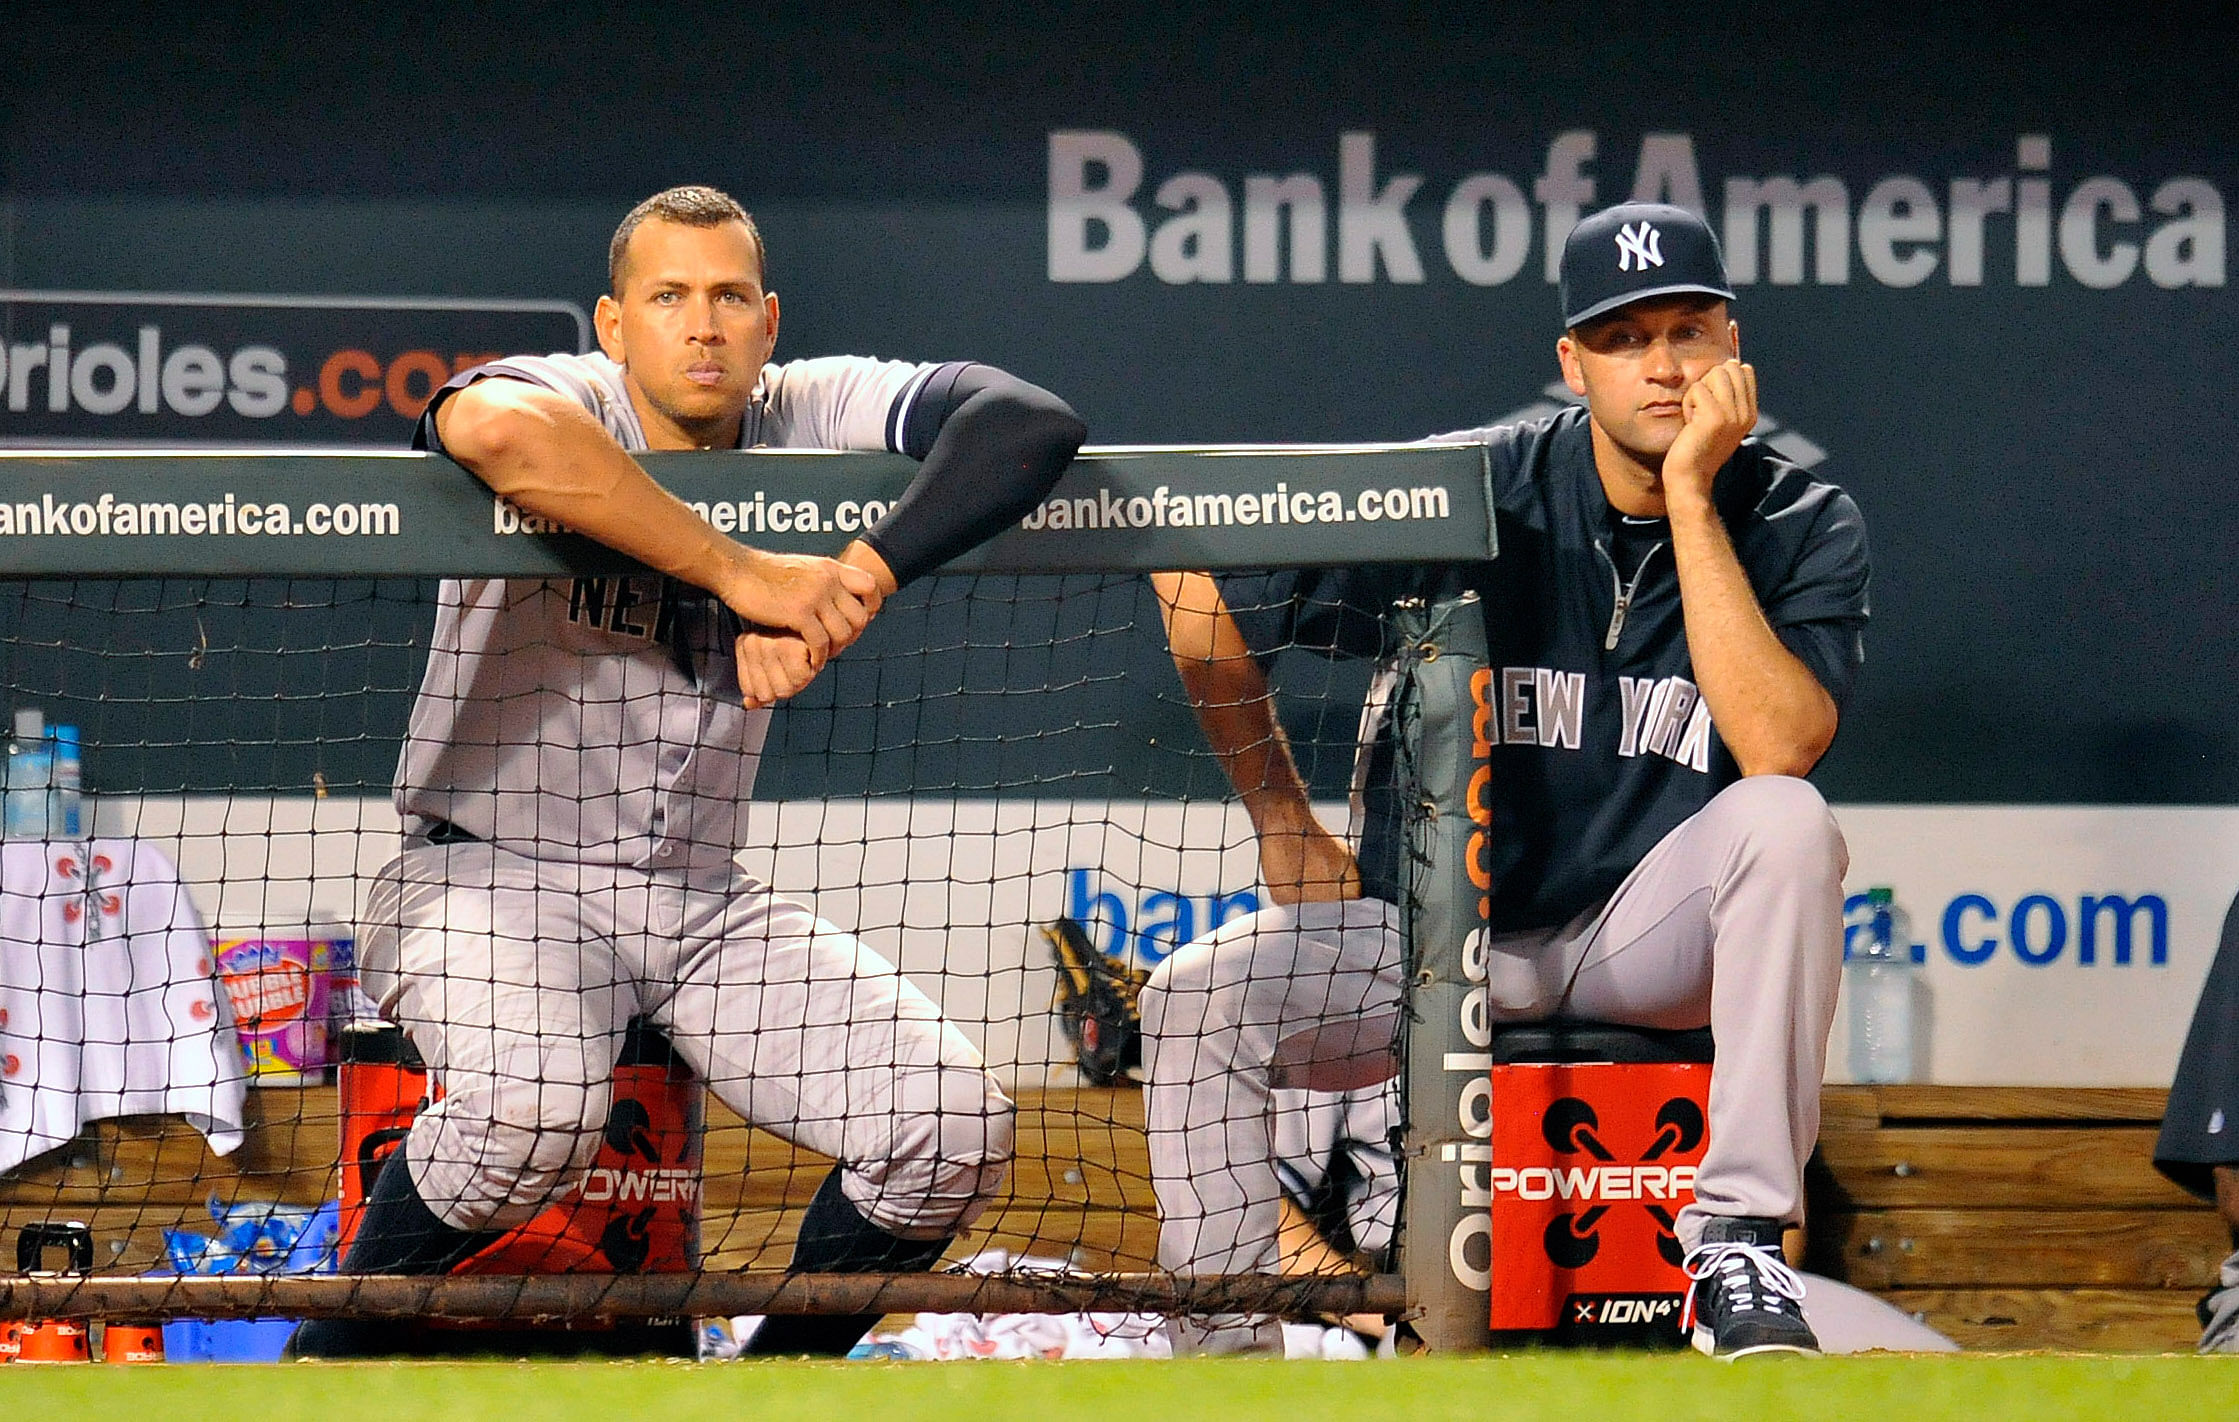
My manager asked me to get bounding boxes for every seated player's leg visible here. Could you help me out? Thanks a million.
[1140,897,1403,1354]
[293,842,635,1356]
[1273,1078,1401,1343]
[2154,888,2239,1352]
[1271,1077,1400,1267]
[1539,774,1846,1357]
[637,867,1013,1356]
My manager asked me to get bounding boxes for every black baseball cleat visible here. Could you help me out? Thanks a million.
[1682,1216,1819,1359]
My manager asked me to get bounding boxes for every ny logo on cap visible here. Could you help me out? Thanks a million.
[1615,222,1664,273]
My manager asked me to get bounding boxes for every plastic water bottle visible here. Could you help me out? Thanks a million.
[1845,887,1917,1083]
[4,708,53,839]
[51,725,84,840]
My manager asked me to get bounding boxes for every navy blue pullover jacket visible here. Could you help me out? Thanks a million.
[1223,405,1870,933]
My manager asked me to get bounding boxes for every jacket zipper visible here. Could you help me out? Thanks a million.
[1596,538,1666,651]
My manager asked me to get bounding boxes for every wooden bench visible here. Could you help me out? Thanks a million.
[1,1090,336,1273]
[5,1082,2226,1350]
[688,1087,1161,1274]
[1807,1086,2228,1351]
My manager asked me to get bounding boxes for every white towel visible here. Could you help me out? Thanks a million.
[0,838,248,1174]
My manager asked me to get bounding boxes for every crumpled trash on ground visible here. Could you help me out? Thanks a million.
[703,1248,1391,1361]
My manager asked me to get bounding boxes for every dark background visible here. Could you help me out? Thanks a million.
[3,3,2234,802]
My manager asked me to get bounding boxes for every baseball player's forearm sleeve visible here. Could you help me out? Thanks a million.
[861,365,1086,586]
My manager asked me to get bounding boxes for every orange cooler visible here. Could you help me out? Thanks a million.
[335,1020,704,1274]
[1488,1059,1711,1346]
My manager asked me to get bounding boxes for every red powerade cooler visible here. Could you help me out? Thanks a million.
[336,1019,704,1352]
[1486,1024,1713,1348]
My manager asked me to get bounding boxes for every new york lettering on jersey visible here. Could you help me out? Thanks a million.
[1223,404,1866,934]
[1471,666,1707,772]
[565,575,679,643]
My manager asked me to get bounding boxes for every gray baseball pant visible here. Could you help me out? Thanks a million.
[358,840,1014,1239]
[1142,774,1846,1352]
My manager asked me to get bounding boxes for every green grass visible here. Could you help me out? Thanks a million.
[3,1354,2236,1421]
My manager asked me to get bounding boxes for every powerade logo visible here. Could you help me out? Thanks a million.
[1532,1096,1700,1270]
[575,1167,700,1207]
[1844,885,2169,968]
[0,291,587,446]
[1063,868,1258,969]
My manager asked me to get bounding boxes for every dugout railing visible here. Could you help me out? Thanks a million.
[0,445,1496,1351]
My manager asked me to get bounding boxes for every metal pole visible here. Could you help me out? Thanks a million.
[0,1271,1405,1323]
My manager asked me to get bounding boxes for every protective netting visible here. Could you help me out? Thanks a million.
[0,570,1417,1336]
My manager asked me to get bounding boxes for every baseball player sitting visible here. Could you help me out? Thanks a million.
[293,185,1084,1357]
[2154,885,2239,1352]
[1145,202,1869,1358]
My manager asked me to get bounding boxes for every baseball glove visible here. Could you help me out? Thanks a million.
[1041,916,1150,1087]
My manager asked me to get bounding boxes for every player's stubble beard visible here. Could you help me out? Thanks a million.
[655,389,746,451]
[627,363,750,452]
[1584,408,1683,515]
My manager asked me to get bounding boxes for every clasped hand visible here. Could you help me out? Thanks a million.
[724,551,883,709]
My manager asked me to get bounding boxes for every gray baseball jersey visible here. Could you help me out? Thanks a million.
[398,350,940,870]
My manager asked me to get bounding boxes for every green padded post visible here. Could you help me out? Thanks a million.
[1394,590,1497,1352]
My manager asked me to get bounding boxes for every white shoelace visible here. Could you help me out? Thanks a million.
[1681,1241,1807,1331]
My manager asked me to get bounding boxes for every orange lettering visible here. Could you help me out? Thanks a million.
[1467,827,1493,891]
[319,349,382,419]
[1469,667,1495,756]
[384,350,451,419]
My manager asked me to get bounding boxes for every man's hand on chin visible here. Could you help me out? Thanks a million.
[1663,358,1758,511]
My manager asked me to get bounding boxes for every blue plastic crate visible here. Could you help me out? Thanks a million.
[161,1317,296,1363]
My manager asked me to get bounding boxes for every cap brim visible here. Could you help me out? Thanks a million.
[1564,282,1737,330]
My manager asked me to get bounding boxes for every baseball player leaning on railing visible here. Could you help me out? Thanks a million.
[290,185,1084,1359]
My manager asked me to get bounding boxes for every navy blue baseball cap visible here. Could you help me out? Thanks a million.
[1559,202,1735,328]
